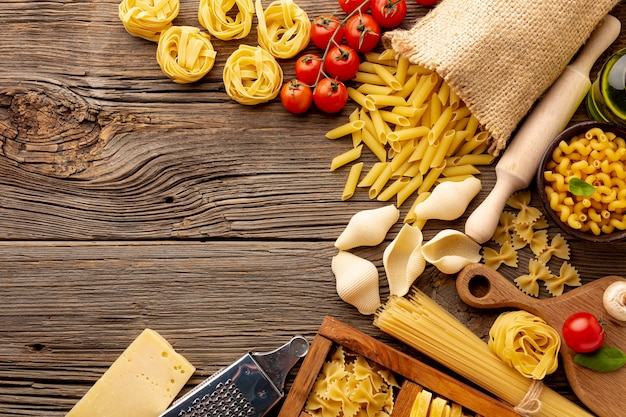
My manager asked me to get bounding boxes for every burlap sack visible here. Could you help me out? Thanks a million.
[383,0,620,155]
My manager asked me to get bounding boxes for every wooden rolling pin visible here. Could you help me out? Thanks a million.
[465,15,621,244]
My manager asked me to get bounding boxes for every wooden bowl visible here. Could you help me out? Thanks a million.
[536,120,626,243]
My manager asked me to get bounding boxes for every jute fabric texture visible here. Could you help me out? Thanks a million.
[383,0,620,155]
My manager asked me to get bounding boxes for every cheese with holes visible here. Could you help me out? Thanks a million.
[66,328,195,417]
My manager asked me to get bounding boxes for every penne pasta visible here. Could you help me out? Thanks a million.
[377,177,410,202]
[342,162,363,200]
[325,49,493,207]
[358,162,389,187]
[326,120,366,139]
[369,163,394,199]
[330,145,363,171]
[372,63,402,91]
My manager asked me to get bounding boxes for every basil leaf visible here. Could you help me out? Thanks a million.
[574,347,626,372]
[568,178,596,197]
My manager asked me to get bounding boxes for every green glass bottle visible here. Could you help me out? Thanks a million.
[586,48,626,127]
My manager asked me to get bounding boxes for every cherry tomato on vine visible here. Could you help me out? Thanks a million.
[371,0,407,28]
[562,312,605,353]
[310,15,345,50]
[324,45,360,81]
[338,0,371,14]
[280,79,313,114]
[345,13,381,53]
[295,54,323,86]
[313,78,348,113]
[415,0,438,5]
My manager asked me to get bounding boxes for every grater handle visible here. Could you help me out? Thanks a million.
[252,336,309,392]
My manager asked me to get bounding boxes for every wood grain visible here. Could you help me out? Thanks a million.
[0,0,625,416]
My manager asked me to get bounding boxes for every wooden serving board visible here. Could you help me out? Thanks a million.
[278,315,519,417]
[457,263,626,417]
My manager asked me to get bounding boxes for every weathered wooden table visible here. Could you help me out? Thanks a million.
[1,1,626,415]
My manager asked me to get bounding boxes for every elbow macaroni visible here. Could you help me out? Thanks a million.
[543,126,626,235]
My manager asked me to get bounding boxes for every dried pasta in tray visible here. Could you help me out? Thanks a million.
[277,316,519,417]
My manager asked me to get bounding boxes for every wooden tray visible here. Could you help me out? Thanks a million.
[277,315,519,417]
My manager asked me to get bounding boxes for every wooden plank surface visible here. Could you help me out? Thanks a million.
[1,1,626,416]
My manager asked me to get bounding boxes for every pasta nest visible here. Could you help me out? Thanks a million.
[156,26,217,84]
[198,0,254,41]
[488,310,561,380]
[119,0,180,42]
[223,44,283,105]
[254,0,311,59]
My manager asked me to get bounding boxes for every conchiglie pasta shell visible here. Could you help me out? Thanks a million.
[421,229,482,274]
[383,224,426,296]
[413,176,482,221]
[334,204,400,251]
[331,251,381,315]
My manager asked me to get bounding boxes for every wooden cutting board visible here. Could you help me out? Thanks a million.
[457,263,626,417]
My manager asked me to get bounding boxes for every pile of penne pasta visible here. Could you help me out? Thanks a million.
[327,50,494,223]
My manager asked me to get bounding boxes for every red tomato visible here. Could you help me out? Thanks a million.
[310,15,345,50]
[295,54,323,86]
[324,45,360,81]
[313,78,348,113]
[371,0,407,28]
[338,0,371,14]
[415,0,438,5]
[562,312,605,353]
[280,79,313,114]
[345,13,381,53]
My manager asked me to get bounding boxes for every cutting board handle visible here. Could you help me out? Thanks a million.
[456,264,546,316]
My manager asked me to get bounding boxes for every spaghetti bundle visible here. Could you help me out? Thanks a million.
[374,290,593,417]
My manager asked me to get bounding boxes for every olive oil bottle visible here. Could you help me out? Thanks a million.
[586,48,626,127]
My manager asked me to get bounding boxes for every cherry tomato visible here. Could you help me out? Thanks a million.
[280,79,313,114]
[371,0,407,28]
[310,15,345,50]
[562,312,605,353]
[338,0,371,14]
[415,0,438,5]
[295,54,323,86]
[324,45,360,81]
[345,13,381,53]
[313,78,348,113]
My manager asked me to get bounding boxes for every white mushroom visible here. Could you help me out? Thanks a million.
[603,280,626,323]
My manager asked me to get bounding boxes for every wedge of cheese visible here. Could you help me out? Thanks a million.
[67,328,195,417]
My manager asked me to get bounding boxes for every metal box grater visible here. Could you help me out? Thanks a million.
[159,336,309,417]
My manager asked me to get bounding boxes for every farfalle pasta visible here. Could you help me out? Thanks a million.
[223,44,283,105]
[544,261,581,296]
[482,241,517,271]
[507,191,542,225]
[156,26,216,83]
[254,0,311,59]
[304,346,398,417]
[536,233,570,264]
[488,311,561,380]
[514,259,552,297]
[198,0,254,40]
[119,0,179,42]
